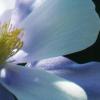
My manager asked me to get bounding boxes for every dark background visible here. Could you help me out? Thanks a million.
[65,0,100,64]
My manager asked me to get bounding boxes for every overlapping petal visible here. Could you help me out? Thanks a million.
[0,1,99,100]
[34,56,100,99]
[0,64,87,100]
[19,0,100,61]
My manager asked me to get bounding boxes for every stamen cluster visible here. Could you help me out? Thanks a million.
[0,22,23,64]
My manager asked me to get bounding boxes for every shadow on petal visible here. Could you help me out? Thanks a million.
[0,83,17,100]
[0,64,87,100]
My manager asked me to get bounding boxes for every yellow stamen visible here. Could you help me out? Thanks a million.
[0,22,23,64]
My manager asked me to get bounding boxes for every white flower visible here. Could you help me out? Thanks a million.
[0,0,100,100]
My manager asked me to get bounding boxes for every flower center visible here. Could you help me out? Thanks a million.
[0,22,23,64]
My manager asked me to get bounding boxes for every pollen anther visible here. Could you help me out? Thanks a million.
[0,21,23,64]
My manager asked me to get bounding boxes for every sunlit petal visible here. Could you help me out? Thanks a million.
[0,10,12,24]
[0,64,87,100]
[7,50,28,64]
[20,0,100,61]
[0,0,16,16]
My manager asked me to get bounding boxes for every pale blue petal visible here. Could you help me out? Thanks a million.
[0,10,12,24]
[33,56,100,100]
[0,64,87,100]
[20,0,100,61]
[0,83,16,100]
[16,0,35,18]
[11,0,34,25]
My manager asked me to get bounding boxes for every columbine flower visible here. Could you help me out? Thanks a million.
[0,0,100,100]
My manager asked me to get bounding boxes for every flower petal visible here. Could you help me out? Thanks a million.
[7,50,28,64]
[0,0,16,16]
[0,83,17,100]
[11,0,34,25]
[0,64,87,100]
[0,10,12,24]
[20,0,100,61]
[33,56,100,99]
